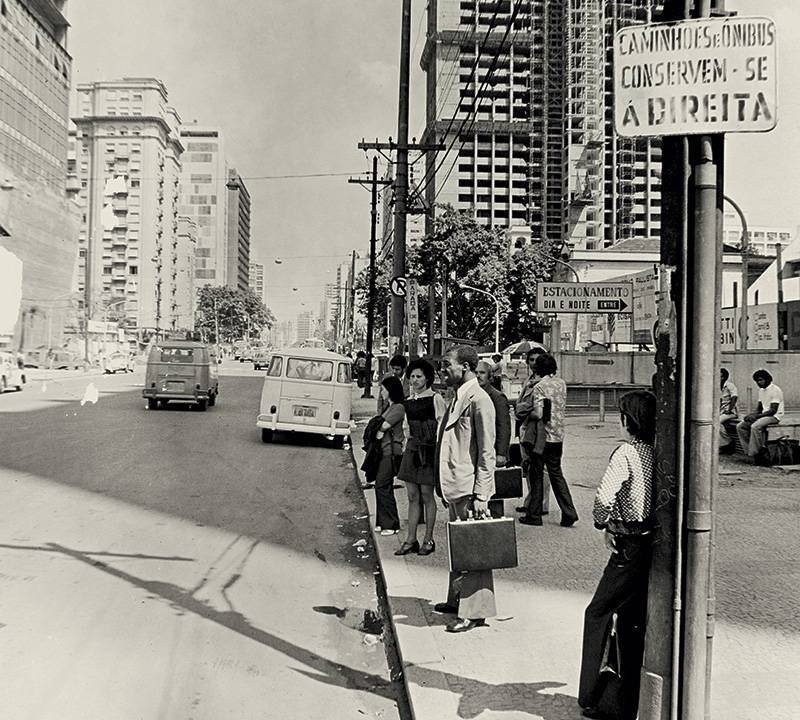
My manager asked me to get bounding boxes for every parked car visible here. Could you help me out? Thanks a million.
[102,351,133,374]
[253,348,272,370]
[49,350,82,370]
[0,351,25,392]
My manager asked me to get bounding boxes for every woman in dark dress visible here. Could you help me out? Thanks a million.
[578,390,657,720]
[374,376,406,536]
[394,358,447,556]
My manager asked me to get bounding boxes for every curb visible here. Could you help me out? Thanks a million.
[348,420,418,720]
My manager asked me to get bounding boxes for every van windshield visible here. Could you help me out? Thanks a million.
[159,347,197,363]
[286,358,333,382]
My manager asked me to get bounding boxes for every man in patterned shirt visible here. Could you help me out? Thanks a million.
[579,390,657,720]
[518,353,578,527]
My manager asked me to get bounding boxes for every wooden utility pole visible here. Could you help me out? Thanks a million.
[349,157,392,398]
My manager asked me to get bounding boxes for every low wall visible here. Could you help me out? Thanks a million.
[554,350,798,411]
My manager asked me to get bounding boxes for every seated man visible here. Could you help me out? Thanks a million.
[736,369,784,458]
[719,368,739,454]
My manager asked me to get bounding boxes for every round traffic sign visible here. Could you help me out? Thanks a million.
[390,276,407,298]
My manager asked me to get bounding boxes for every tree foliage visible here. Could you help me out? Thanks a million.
[195,285,275,343]
[354,205,560,350]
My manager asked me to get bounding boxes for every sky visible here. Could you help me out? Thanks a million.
[66,0,799,322]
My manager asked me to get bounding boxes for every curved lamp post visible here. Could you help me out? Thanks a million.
[723,195,750,349]
[459,282,500,354]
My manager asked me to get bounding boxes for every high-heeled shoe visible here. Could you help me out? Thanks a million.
[417,539,436,556]
[393,540,419,556]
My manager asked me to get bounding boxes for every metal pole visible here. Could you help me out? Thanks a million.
[682,132,717,720]
[84,127,96,368]
[553,256,580,351]
[722,195,749,349]
[391,0,412,352]
[364,156,379,399]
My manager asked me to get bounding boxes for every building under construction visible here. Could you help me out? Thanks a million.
[420,0,663,249]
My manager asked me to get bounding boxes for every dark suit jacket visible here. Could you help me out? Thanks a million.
[484,384,511,458]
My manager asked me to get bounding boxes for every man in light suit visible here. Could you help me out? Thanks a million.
[434,345,497,633]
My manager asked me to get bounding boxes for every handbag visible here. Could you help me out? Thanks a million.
[492,466,523,500]
[447,516,518,572]
[600,612,622,677]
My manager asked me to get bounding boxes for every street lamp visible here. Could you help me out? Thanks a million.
[459,282,500,354]
[723,195,750,349]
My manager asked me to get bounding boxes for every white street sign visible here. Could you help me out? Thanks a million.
[614,16,777,137]
[390,276,407,298]
[537,282,633,314]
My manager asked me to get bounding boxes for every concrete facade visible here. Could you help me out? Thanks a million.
[420,0,662,248]
[71,78,189,334]
[0,0,78,351]
[248,260,265,305]
[226,168,250,293]
[178,124,229,289]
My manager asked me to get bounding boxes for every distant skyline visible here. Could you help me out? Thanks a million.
[67,1,798,322]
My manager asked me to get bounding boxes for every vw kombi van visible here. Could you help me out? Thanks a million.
[142,341,219,411]
[256,348,352,446]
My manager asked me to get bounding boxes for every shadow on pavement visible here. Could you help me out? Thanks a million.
[15,541,396,701]
[407,665,580,720]
[388,595,452,628]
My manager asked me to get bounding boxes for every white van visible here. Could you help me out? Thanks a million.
[256,347,353,447]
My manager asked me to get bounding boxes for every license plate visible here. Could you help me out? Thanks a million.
[293,405,317,418]
[164,380,184,391]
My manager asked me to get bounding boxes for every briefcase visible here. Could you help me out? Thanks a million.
[447,516,518,572]
[492,465,523,500]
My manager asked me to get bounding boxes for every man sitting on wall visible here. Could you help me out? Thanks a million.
[736,369,784,459]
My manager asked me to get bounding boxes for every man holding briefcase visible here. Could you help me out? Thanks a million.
[433,346,497,633]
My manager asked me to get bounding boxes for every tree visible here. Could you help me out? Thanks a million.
[195,285,275,343]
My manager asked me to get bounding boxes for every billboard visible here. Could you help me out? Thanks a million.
[720,303,779,350]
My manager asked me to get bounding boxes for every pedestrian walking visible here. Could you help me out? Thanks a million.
[372,376,406,536]
[578,390,657,720]
[395,358,447,556]
[490,353,505,392]
[355,350,367,388]
[432,345,497,633]
[736,369,784,459]
[377,354,409,414]
[518,353,578,527]
[514,347,550,515]
[718,367,739,453]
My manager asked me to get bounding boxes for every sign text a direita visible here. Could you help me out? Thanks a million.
[623,90,773,127]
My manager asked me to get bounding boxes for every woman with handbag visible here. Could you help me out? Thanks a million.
[578,390,657,720]
[374,376,406,536]
[395,358,447,556]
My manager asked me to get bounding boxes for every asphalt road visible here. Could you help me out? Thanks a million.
[0,364,402,720]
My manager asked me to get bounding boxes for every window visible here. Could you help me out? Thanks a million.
[337,363,351,384]
[129,265,138,275]
[286,359,333,382]
[158,347,196,363]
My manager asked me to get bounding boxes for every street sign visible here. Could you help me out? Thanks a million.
[405,279,419,357]
[390,276,407,298]
[537,282,633,314]
[614,16,777,137]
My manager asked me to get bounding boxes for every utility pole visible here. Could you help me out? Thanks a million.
[83,127,97,368]
[350,156,392,398]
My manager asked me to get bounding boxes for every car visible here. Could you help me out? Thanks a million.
[142,341,219,411]
[102,351,133,374]
[0,351,25,392]
[253,348,271,370]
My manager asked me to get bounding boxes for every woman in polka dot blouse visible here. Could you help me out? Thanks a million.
[578,390,657,720]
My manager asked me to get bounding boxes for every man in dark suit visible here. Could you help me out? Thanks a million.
[476,360,511,467]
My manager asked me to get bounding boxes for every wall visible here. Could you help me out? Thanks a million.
[720,350,800,412]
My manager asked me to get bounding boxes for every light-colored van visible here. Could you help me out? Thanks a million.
[256,347,352,447]
[142,341,219,411]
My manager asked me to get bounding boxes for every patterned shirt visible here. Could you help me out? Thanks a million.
[593,440,655,535]
[532,374,566,443]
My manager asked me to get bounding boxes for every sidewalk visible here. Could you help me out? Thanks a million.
[349,388,800,720]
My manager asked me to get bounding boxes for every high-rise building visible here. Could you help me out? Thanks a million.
[226,168,251,292]
[421,0,661,249]
[0,0,78,350]
[71,78,189,334]
[248,261,265,304]
[178,124,229,288]
[174,216,197,330]
[296,310,316,344]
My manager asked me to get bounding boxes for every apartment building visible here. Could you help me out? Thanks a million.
[71,78,189,334]
[0,0,78,350]
[420,0,662,249]
[226,168,251,292]
[174,215,197,330]
[721,212,795,257]
[249,260,265,304]
[178,124,230,289]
